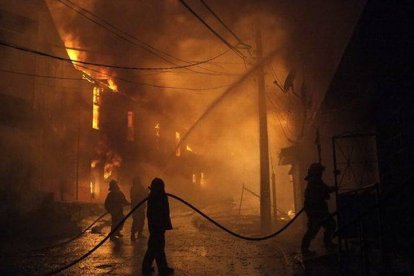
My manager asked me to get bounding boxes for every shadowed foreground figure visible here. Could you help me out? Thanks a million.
[130,176,147,241]
[142,178,174,275]
[104,180,129,240]
[301,163,337,255]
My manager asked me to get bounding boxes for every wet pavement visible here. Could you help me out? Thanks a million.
[0,199,301,275]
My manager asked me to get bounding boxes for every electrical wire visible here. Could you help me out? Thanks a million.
[178,0,245,59]
[266,95,297,143]
[0,68,82,81]
[0,40,224,71]
[266,92,299,140]
[270,64,285,92]
[199,0,250,49]
[0,67,230,92]
[57,0,230,74]
[75,64,231,93]
[57,0,172,65]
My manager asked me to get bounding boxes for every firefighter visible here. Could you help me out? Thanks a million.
[142,178,174,275]
[104,179,130,240]
[301,163,337,255]
[130,176,147,241]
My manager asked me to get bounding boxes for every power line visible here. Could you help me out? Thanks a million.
[62,0,189,64]
[0,68,82,81]
[199,0,250,49]
[0,40,227,71]
[58,0,229,72]
[266,93,297,142]
[0,67,230,92]
[64,0,222,67]
[57,0,174,66]
[178,0,245,59]
[74,64,229,92]
[270,64,285,92]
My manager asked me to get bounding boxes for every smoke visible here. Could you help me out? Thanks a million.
[43,0,365,208]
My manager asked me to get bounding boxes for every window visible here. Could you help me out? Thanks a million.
[175,131,181,157]
[127,111,135,141]
[92,87,101,130]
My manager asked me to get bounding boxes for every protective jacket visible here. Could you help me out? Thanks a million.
[304,176,332,213]
[105,189,129,215]
[131,184,147,216]
[147,190,172,232]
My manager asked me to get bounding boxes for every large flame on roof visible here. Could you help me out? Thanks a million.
[62,33,119,93]
[62,33,85,71]
[107,78,119,92]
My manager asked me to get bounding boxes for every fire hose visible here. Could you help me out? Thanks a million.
[167,193,304,241]
[42,181,407,275]
[46,195,305,275]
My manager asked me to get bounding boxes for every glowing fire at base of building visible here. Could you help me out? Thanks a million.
[103,151,122,181]
[175,131,181,157]
[287,210,295,218]
[89,181,95,198]
[200,172,206,187]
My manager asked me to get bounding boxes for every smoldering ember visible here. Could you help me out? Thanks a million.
[0,0,412,275]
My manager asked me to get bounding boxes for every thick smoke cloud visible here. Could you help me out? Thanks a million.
[45,0,365,208]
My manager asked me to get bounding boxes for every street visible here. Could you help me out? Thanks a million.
[0,199,299,275]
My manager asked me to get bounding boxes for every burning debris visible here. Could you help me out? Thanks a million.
[103,150,122,181]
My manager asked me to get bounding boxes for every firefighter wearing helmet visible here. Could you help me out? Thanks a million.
[301,163,337,255]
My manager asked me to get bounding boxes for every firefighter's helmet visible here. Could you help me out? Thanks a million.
[109,179,119,191]
[150,177,165,192]
[305,163,325,180]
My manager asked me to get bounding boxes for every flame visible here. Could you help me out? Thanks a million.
[103,151,122,180]
[186,145,193,152]
[175,131,181,157]
[108,78,119,92]
[200,172,206,187]
[62,34,119,93]
[127,111,134,141]
[91,160,99,168]
[62,33,86,71]
[92,87,101,130]
[155,123,160,137]
[90,181,94,194]
[97,68,119,93]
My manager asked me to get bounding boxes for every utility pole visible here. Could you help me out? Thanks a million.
[271,168,277,220]
[75,106,80,201]
[256,18,271,233]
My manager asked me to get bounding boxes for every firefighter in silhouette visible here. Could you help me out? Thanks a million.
[104,180,129,240]
[301,163,337,255]
[130,176,147,241]
[142,178,174,275]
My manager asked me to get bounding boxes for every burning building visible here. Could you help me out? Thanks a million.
[0,0,96,209]
[0,0,135,204]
